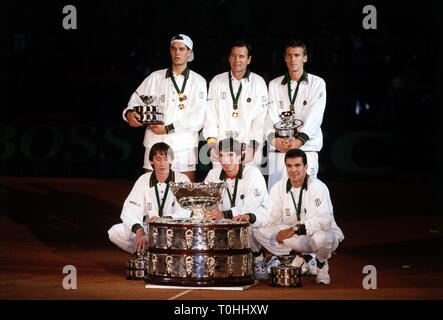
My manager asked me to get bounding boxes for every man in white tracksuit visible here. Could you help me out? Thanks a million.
[203,40,268,168]
[255,148,344,285]
[204,138,269,252]
[108,142,190,254]
[266,40,326,191]
[123,34,207,182]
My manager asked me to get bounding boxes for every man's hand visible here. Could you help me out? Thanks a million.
[148,216,160,222]
[289,138,303,149]
[242,147,255,163]
[135,228,148,252]
[209,147,219,162]
[274,138,291,153]
[149,125,167,135]
[232,214,251,222]
[276,228,295,244]
[204,207,224,220]
[126,111,143,127]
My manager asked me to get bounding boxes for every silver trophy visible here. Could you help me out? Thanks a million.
[133,94,165,125]
[170,181,226,221]
[274,111,303,140]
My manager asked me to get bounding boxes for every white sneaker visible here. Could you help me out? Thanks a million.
[290,255,310,275]
[316,260,330,285]
[304,254,317,276]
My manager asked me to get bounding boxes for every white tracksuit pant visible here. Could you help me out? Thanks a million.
[108,223,148,254]
[255,224,338,263]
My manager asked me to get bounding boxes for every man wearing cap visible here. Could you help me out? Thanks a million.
[265,40,327,191]
[203,40,268,169]
[123,34,207,182]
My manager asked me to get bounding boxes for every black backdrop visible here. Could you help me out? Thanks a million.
[5,0,442,186]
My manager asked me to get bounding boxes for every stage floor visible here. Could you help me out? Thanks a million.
[0,177,442,300]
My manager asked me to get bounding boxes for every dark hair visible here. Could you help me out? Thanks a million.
[284,40,307,56]
[284,148,307,165]
[230,40,252,57]
[217,138,242,156]
[149,142,174,161]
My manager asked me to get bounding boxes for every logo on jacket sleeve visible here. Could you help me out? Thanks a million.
[147,202,152,210]
[221,92,227,99]
[254,189,260,197]
[315,198,322,207]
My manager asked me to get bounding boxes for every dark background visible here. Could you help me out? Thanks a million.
[4,0,442,187]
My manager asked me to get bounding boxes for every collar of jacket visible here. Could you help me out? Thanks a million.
[219,164,244,180]
[230,69,251,80]
[149,170,175,187]
[281,71,309,85]
[166,67,190,80]
[286,175,309,193]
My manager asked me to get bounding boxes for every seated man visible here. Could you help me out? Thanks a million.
[255,148,344,285]
[108,142,190,254]
[203,138,269,251]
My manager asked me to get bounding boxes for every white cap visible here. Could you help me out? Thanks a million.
[171,34,194,62]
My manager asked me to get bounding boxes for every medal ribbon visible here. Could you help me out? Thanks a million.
[170,72,188,99]
[226,176,240,208]
[154,177,171,217]
[290,186,304,222]
[286,72,302,112]
[229,72,242,110]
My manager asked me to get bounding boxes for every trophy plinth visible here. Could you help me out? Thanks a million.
[170,182,226,221]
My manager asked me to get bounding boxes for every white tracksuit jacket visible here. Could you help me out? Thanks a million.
[204,165,269,228]
[120,171,190,232]
[266,72,326,152]
[123,68,207,152]
[266,176,344,241]
[203,71,268,148]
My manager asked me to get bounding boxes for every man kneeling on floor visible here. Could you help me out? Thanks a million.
[255,148,344,284]
[108,142,190,254]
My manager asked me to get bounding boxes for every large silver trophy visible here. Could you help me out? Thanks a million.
[145,181,254,287]
[274,111,303,140]
[170,181,226,221]
[133,94,165,125]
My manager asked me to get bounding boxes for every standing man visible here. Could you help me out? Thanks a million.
[108,142,190,254]
[255,149,344,285]
[266,40,327,190]
[203,40,268,168]
[123,34,207,182]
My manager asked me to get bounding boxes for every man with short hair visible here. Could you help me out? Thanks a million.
[123,34,207,182]
[266,40,327,190]
[203,138,269,252]
[255,148,344,285]
[108,142,190,254]
[203,40,268,168]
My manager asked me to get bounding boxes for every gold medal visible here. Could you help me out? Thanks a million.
[179,104,185,110]
[232,111,239,118]
[178,92,187,101]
